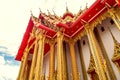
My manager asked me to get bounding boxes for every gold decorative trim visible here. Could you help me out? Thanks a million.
[109,27,120,73]
[87,54,95,73]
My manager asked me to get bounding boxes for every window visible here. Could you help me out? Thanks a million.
[101,26,105,32]
[83,40,86,45]
[110,19,114,25]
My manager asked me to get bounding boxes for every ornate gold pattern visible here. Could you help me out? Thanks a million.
[87,53,99,80]
[109,28,120,73]
[108,8,120,30]
[85,25,107,80]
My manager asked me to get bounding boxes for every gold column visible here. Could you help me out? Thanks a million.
[57,31,64,80]
[29,36,39,80]
[17,60,23,80]
[24,60,31,80]
[19,48,29,80]
[34,31,45,80]
[48,40,55,80]
[94,27,116,80]
[69,40,79,80]
[108,8,120,30]
[86,26,107,80]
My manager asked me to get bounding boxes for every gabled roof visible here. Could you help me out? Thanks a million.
[15,0,119,61]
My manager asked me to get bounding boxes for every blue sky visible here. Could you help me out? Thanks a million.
[0,0,95,79]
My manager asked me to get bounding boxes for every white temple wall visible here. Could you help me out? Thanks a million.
[96,18,120,79]
[65,43,72,80]
[54,44,57,71]
[43,51,50,77]
[74,42,83,80]
[80,36,90,80]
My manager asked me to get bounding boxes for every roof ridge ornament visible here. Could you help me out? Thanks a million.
[85,3,88,10]
[66,2,69,13]
[39,8,42,13]
[52,9,59,19]
[47,9,52,16]
[30,10,33,16]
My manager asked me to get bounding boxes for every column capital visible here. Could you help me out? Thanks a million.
[68,38,76,46]
[108,8,116,18]
[84,23,94,33]
[49,39,55,46]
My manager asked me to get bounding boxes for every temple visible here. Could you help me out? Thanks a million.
[16,0,120,80]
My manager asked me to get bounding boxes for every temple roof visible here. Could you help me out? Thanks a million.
[15,0,120,61]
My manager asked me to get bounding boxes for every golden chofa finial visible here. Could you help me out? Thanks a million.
[65,2,69,13]
[47,9,51,16]
[52,8,56,15]
[85,3,88,10]
[30,10,33,16]
[78,6,82,14]
[39,8,43,13]
[52,9,59,19]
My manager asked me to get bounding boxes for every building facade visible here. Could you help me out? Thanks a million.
[16,0,120,80]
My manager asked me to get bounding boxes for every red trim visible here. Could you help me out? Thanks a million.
[15,17,34,61]
[62,13,74,19]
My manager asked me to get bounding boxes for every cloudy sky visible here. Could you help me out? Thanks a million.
[0,0,95,80]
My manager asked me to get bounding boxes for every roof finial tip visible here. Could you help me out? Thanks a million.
[39,8,42,13]
[65,2,69,12]
[30,10,33,16]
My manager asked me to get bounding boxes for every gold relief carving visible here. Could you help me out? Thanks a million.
[94,27,117,80]
[64,16,74,22]
[87,54,99,80]
[115,7,120,21]
[108,8,116,18]
[85,26,108,80]
[74,29,86,42]
[109,28,120,72]
[112,42,120,62]
[87,54,96,74]
[108,8,120,30]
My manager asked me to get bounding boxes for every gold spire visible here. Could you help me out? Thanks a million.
[108,27,120,72]
[65,2,69,13]
[47,10,52,16]
[30,10,33,16]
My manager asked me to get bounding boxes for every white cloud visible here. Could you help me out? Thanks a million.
[0,64,19,80]
[0,55,19,80]
[0,56,5,65]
